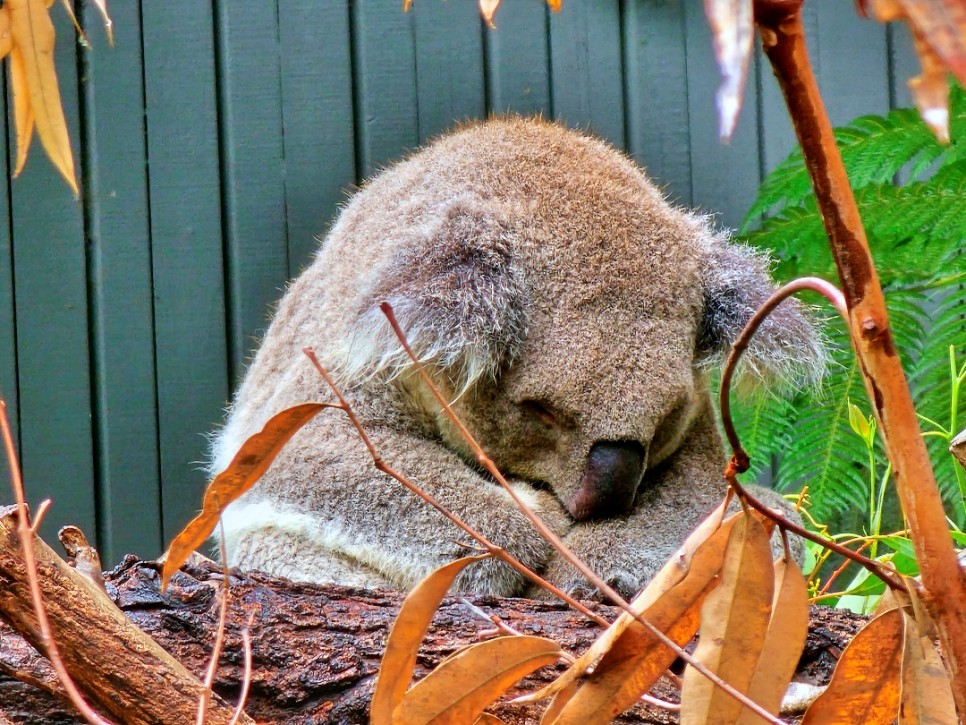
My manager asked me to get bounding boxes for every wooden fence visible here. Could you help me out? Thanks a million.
[0,0,920,563]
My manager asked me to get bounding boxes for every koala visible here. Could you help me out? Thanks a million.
[210,117,823,600]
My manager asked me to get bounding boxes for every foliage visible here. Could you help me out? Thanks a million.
[731,84,966,531]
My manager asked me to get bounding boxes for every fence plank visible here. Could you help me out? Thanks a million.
[413,1,486,143]
[622,0,692,205]
[887,24,919,109]
[352,0,419,177]
[485,2,551,116]
[0,91,15,456]
[216,2,289,381]
[277,1,357,276]
[549,0,625,147]
[683,2,762,230]
[141,3,229,544]
[81,2,162,563]
[10,9,94,545]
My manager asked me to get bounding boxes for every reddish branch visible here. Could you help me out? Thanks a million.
[754,0,966,714]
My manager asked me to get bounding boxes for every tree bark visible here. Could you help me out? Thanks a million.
[0,549,865,725]
[0,506,248,725]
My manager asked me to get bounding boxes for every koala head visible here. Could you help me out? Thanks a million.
[333,118,823,522]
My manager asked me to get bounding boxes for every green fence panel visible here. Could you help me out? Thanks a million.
[622,0,693,206]
[413,1,486,143]
[216,2,290,382]
[142,2,229,544]
[0,91,15,457]
[548,0,625,148]
[683,2,762,229]
[81,2,162,563]
[11,9,94,545]
[352,0,420,177]
[485,1,551,115]
[278,2,357,276]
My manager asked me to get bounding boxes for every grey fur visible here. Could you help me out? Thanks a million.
[211,118,822,599]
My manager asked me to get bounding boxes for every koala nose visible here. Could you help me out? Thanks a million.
[567,441,646,521]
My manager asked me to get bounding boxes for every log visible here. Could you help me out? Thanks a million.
[0,543,865,724]
[0,505,249,725]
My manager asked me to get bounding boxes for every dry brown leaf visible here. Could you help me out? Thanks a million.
[901,576,936,639]
[704,0,754,140]
[539,680,580,724]
[898,608,957,724]
[516,500,735,706]
[9,45,35,177]
[865,0,966,141]
[160,402,328,588]
[8,0,77,194]
[735,553,810,724]
[908,30,952,143]
[479,0,500,29]
[680,513,773,724]
[801,608,903,724]
[546,580,714,725]
[371,555,490,725]
[393,635,562,724]
[0,6,13,59]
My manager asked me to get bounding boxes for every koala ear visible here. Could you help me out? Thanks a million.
[697,233,826,389]
[339,197,529,394]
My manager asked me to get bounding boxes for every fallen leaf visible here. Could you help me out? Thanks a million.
[801,608,903,724]
[546,0,562,11]
[394,636,562,724]
[704,0,754,140]
[371,555,490,725]
[9,45,35,177]
[898,608,957,724]
[736,553,810,724]
[8,0,77,193]
[681,512,774,724]
[160,403,329,588]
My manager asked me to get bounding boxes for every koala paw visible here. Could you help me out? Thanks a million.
[526,522,671,603]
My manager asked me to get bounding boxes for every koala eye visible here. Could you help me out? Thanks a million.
[520,399,560,427]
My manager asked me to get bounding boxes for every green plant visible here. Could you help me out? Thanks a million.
[730,84,966,531]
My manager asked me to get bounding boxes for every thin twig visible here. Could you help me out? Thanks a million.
[641,693,681,712]
[378,304,786,725]
[719,276,846,467]
[714,278,906,592]
[0,401,115,725]
[197,523,231,725]
[28,499,52,534]
[229,612,256,725]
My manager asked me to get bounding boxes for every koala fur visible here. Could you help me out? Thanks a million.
[211,117,823,599]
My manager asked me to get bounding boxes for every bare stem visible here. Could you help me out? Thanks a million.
[719,276,846,466]
[716,277,904,591]
[0,401,115,725]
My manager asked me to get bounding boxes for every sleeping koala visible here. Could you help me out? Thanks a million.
[210,117,823,599]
